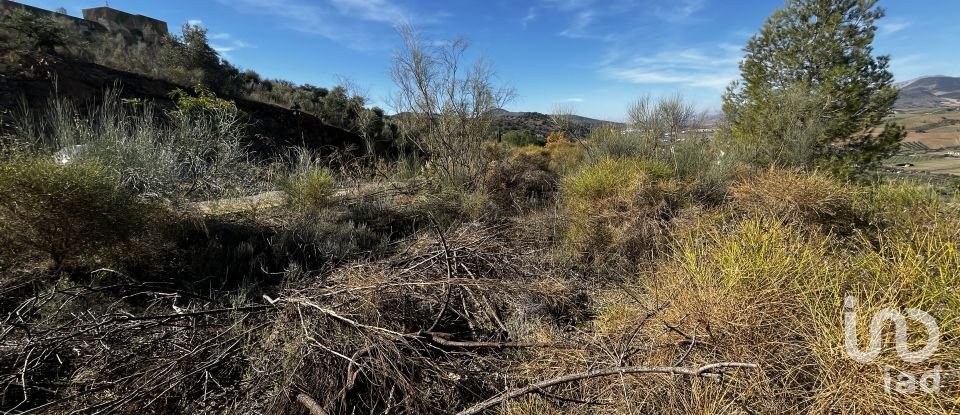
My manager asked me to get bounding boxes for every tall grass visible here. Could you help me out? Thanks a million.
[3,89,253,201]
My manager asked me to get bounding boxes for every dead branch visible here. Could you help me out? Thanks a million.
[297,393,329,415]
[287,297,407,339]
[457,362,760,415]
[418,331,579,350]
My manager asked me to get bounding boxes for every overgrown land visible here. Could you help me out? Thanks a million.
[1,0,958,414]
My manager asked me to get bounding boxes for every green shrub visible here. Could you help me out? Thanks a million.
[283,168,336,212]
[856,181,954,229]
[0,158,150,268]
[502,130,544,147]
[562,158,681,266]
[585,124,653,161]
[169,85,240,118]
[544,134,587,175]
[564,158,672,203]
[635,208,960,413]
[0,8,70,57]
[10,90,252,202]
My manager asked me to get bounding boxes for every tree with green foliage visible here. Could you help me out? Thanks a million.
[502,130,543,147]
[159,24,232,92]
[723,0,902,174]
[319,86,363,131]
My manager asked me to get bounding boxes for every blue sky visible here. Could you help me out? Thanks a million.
[21,0,960,120]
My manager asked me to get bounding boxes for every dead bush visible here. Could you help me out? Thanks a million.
[239,223,583,413]
[481,145,559,212]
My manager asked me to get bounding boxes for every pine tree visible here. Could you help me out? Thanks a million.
[723,0,902,174]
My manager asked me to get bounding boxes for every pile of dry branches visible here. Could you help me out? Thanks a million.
[2,223,758,414]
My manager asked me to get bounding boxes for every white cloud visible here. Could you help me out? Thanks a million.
[213,39,253,54]
[559,10,596,38]
[217,0,437,50]
[541,0,708,39]
[208,32,254,57]
[187,19,203,26]
[879,20,912,35]
[601,44,741,90]
[329,0,409,24]
[561,97,585,103]
[543,0,595,12]
[521,7,537,28]
[654,0,705,23]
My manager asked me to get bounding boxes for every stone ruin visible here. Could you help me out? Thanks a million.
[0,0,169,43]
[82,6,168,43]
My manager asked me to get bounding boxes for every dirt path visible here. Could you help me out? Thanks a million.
[188,182,395,216]
[188,191,287,215]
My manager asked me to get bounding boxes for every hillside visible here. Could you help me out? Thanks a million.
[490,108,623,138]
[0,58,366,157]
[895,75,960,109]
[881,76,960,179]
[0,0,392,158]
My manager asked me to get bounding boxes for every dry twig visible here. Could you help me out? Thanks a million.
[457,362,760,415]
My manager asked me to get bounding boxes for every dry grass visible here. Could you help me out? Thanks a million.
[562,158,683,268]
[481,145,559,213]
[3,90,958,415]
[731,168,860,231]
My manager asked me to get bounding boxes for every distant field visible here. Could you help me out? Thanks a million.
[889,107,960,149]
[884,153,960,176]
[883,107,960,176]
[903,132,960,149]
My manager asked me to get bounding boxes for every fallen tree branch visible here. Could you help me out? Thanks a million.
[535,386,612,406]
[418,331,579,350]
[456,362,760,415]
[297,393,329,415]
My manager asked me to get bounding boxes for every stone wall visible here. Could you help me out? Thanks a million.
[0,1,168,43]
[0,0,107,37]
[82,7,168,42]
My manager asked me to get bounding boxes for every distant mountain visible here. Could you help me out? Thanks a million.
[895,76,960,109]
[489,109,623,138]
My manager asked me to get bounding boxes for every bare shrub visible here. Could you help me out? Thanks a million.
[549,103,579,134]
[390,25,515,179]
[595,94,708,167]
[239,223,577,413]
